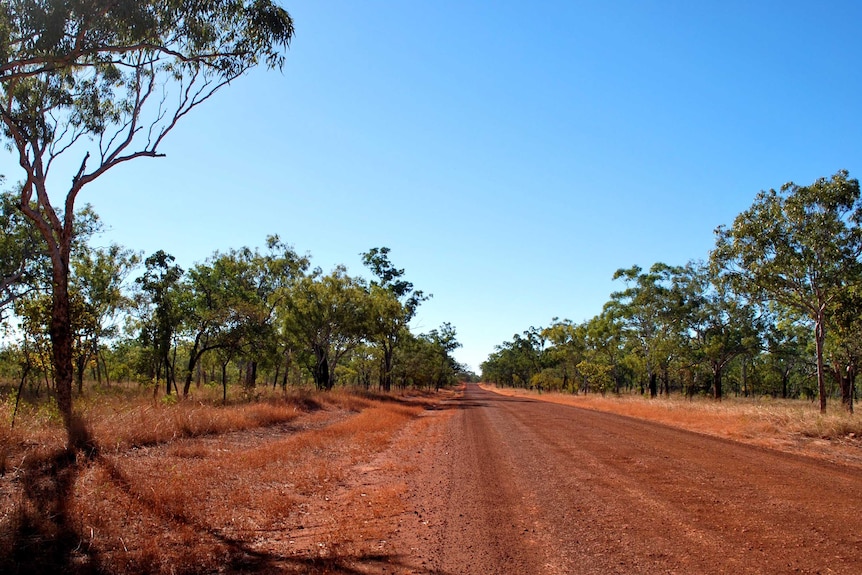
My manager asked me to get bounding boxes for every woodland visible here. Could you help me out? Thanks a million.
[0,1,466,452]
[0,3,860,573]
[482,170,862,414]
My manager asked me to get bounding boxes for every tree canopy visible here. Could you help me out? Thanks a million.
[0,0,295,447]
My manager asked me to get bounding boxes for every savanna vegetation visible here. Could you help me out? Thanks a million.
[0,3,467,571]
[482,171,862,416]
[0,0,465,443]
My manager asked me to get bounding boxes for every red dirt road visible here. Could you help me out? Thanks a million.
[391,383,862,574]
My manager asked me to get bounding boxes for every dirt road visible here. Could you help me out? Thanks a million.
[391,383,862,574]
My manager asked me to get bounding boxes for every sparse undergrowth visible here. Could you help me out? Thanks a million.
[0,385,439,574]
[481,384,862,444]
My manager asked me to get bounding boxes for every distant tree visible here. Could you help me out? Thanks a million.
[70,243,139,390]
[135,251,183,396]
[712,171,862,412]
[826,286,862,412]
[283,267,370,390]
[582,309,627,393]
[0,188,45,317]
[361,247,428,392]
[0,0,294,446]
[610,264,680,397]
[762,311,812,399]
[427,322,461,391]
[677,261,761,400]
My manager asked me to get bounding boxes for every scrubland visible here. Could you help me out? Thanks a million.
[0,385,438,574]
[481,384,862,467]
[2,383,861,574]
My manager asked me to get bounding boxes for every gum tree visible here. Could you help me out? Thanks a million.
[361,247,428,392]
[0,0,294,446]
[712,171,862,412]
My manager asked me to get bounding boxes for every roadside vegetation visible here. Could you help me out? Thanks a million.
[0,384,443,574]
[483,171,862,416]
[482,384,862,445]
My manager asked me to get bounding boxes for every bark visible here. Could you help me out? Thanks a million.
[380,341,394,392]
[50,266,94,451]
[182,333,203,397]
[648,372,658,398]
[272,361,280,389]
[712,364,723,401]
[221,361,229,404]
[311,344,331,390]
[832,362,856,414]
[75,351,86,395]
[814,315,828,413]
[244,361,257,388]
[840,372,854,414]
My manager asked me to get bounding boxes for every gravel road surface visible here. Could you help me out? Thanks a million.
[395,383,862,574]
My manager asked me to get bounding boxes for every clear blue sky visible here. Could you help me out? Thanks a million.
[4,1,862,372]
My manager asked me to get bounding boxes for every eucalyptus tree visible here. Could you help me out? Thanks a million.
[392,326,461,390]
[712,171,862,412]
[610,264,682,397]
[677,261,762,400]
[426,322,462,390]
[576,308,631,394]
[762,310,812,399]
[482,329,547,389]
[135,250,184,396]
[826,287,862,412]
[208,238,308,390]
[361,247,428,392]
[0,0,294,444]
[283,266,371,391]
[0,189,45,317]
[70,243,139,389]
[541,319,585,393]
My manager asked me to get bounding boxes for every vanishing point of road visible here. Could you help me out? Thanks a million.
[397,383,862,574]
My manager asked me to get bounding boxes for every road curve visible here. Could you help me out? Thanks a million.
[402,383,862,575]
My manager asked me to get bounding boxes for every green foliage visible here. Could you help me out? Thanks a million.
[712,170,862,411]
[484,172,862,411]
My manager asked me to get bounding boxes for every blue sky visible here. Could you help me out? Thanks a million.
[4,1,862,371]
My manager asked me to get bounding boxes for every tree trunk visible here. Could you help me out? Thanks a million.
[648,372,658,398]
[245,361,257,388]
[839,366,855,414]
[99,350,111,387]
[381,342,394,392]
[221,361,229,404]
[51,272,73,424]
[75,352,86,395]
[311,344,331,390]
[814,315,828,413]
[713,364,723,401]
[182,334,202,397]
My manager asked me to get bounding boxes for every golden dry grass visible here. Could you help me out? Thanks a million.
[480,384,862,443]
[0,386,439,574]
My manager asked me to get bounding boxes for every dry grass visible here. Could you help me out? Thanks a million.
[481,384,862,446]
[0,386,440,574]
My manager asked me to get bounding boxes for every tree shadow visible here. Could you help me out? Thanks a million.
[0,447,102,575]
[2,447,455,575]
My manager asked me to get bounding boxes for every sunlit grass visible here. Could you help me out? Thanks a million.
[481,384,862,441]
[0,383,438,574]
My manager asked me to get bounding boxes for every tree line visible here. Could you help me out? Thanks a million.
[0,208,465,401]
[0,1,467,452]
[482,171,862,414]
